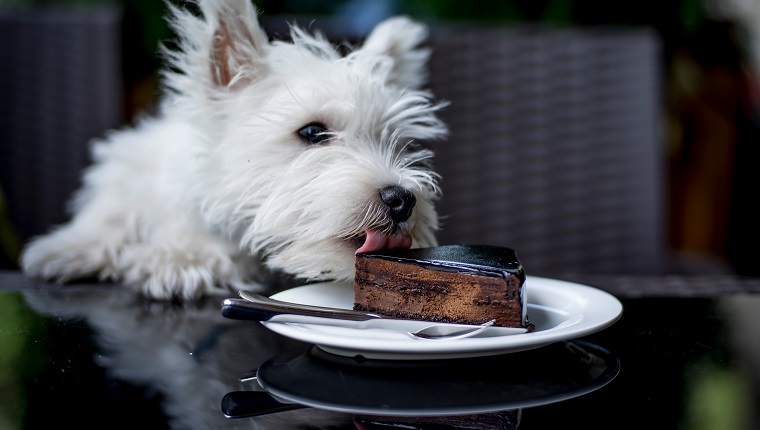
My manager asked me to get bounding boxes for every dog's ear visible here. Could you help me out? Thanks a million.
[359,16,431,90]
[205,1,269,89]
[166,0,270,94]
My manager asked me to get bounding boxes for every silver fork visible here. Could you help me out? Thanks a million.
[222,291,526,340]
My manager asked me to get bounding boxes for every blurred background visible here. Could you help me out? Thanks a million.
[1,2,760,430]
[0,0,758,278]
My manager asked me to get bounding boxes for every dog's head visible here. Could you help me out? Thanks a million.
[164,0,447,282]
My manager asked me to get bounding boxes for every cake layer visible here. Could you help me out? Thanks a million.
[354,245,527,328]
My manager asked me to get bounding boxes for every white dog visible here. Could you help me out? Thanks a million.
[21,0,447,299]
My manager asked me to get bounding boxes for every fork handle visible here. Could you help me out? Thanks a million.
[221,294,381,322]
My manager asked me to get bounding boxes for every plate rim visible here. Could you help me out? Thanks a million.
[264,276,622,359]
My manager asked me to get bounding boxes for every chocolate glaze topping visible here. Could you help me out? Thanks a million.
[359,245,525,281]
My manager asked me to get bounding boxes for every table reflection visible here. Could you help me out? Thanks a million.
[244,341,618,415]
[19,287,347,429]
[10,282,619,430]
[3,272,759,429]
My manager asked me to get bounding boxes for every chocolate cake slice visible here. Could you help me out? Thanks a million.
[354,245,528,328]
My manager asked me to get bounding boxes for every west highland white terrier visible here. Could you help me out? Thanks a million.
[21,0,447,299]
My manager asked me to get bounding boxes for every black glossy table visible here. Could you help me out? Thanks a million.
[1,270,759,429]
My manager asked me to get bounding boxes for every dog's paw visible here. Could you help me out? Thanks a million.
[22,228,243,300]
[118,245,239,299]
[21,230,120,283]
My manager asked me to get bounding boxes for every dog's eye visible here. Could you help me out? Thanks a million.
[298,123,330,145]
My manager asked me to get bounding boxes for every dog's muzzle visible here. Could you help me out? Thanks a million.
[351,185,417,255]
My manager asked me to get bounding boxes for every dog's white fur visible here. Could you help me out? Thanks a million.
[21,0,447,299]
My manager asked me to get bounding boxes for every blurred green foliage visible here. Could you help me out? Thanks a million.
[682,360,750,430]
[0,294,50,430]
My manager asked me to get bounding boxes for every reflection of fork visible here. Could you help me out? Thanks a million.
[222,390,306,419]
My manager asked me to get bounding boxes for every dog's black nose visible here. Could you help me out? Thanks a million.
[379,186,416,224]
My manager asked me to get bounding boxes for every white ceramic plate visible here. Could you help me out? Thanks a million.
[264,276,623,360]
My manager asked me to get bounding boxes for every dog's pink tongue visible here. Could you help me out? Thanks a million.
[355,231,412,254]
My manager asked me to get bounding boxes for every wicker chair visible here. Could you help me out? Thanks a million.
[426,24,665,275]
[0,7,123,248]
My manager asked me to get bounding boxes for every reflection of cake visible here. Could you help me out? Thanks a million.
[355,411,520,429]
[354,245,528,328]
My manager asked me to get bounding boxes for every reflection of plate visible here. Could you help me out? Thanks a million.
[264,276,623,360]
[254,340,620,416]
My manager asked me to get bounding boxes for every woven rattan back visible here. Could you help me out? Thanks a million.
[427,25,665,274]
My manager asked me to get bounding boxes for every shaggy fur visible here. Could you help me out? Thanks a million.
[20,0,447,299]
